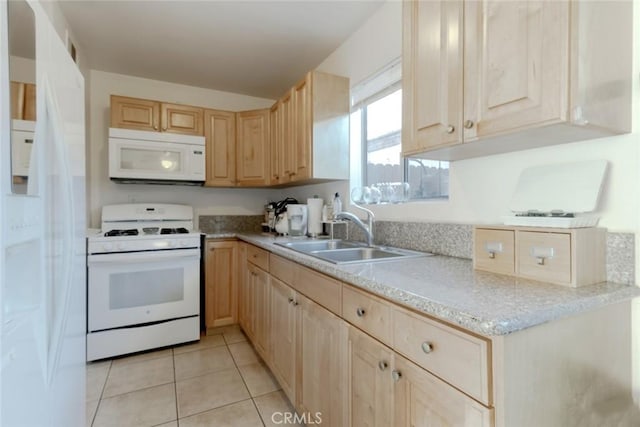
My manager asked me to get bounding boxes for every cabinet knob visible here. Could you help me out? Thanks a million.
[288,297,294,304]
[421,341,434,354]
[446,125,455,134]
[153,125,159,131]
[488,251,496,259]
[464,120,475,129]
[391,370,402,382]
[356,307,366,317]
[378,361,388,371]
[292,301,299,306]
[536,257,545,265]
[162,127,167,131]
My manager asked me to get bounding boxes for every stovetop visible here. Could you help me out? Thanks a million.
[103,227,190,237]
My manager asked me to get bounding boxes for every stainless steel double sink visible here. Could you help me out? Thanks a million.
[275,239,430,264]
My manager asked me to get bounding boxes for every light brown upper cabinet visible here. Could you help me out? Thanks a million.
[236,108,270,187]
[10,81,36,121]
[402,0,632,161]
[204,109,236,187]
[111,95,204,136]
[270,71,350,186]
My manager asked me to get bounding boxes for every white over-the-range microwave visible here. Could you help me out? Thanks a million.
[108,128,206,185]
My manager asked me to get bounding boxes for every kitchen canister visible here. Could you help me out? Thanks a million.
[307,198,324,237]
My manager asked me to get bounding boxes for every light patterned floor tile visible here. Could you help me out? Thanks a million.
[219,325,248,344]
[254,390,303,427]
[173,333,226,355]
[92,383,176,427]
[86,361,111,402]
[111,348,173,366]
[174,346,236,380]
[178,399,263,427]
[176,368,250,418]
[228,341,261,366]
[102,356,174,398]
[153,422,178,427]
[238,362,281,397]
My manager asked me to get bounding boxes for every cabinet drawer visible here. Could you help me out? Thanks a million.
[393,308,491,405]
[517,231,571,284]
[247,244,269,271]
[293,266,341,316]
[474,228,515,274]
[270,254,295,285]
[342,285,391,346]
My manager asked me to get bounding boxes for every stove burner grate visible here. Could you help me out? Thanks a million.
[104,229,139,237]
[160,227,190,235]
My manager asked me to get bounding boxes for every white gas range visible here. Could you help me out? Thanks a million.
[86,204,202,361]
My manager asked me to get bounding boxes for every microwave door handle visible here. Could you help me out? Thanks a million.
[88,248,200,264]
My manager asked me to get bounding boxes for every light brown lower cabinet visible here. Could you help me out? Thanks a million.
[246,261,270,360]
[205,240,237,330]
[296,293,348,426]
[237,244,633,427]
[269,277,297,403]
[347,327,393,427]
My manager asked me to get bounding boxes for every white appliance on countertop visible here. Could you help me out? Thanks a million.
[108,127,206,185]
[86,203,202,361]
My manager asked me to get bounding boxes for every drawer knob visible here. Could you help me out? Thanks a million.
[421,341,434,354]
[356,307,366,317]
[378,361,388,371]
[391,370,402,382]
[536,257,545,265]
[446,125,455,134]
[464,120,475,129]
[488,251,496,259]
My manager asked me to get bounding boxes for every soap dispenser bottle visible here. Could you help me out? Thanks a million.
[333,192,342,219]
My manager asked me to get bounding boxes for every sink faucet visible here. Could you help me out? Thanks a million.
[335,204,375,246]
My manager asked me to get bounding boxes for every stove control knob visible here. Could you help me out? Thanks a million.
[102,243,113,251]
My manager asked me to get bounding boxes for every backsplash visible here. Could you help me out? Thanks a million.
[199,215,263,234]
[201,216,635,285]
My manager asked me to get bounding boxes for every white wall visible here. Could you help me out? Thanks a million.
[87,70,280,227]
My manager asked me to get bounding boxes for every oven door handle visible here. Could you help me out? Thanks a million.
[88,248,200,264]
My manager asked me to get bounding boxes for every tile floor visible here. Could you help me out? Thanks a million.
[86,325,302,427]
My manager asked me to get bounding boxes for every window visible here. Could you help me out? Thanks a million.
[350,60,449,201]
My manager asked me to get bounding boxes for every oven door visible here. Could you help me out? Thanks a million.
[87,248,200,331]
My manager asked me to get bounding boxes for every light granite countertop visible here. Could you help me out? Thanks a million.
[205,232,640,337]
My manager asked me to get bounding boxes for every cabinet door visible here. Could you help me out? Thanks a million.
[23,83,36,121]
[110,95,160,131]
[393,355,493,427]
[463,0,568,141]
[161,102,204,136]
[204,109,236,187]
[269,102,281,184]
[248,262,270,359]
[296,294,348,426]
[292,74,311,181]
[402,0,463,155]
[237,243,250,334]
[278,90,294,184]
[10,81,25,120]
[347,327,393,427]
[270,277,297,402]
[205,240,237,330]
[236,109,270,186]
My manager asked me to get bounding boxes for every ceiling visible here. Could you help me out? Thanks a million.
[59,0,385,99]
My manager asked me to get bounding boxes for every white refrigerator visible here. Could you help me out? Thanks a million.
[1,1,86,425]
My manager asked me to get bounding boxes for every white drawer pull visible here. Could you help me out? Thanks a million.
[484,242,503,259]
[421,341,434,354]
[530,246,554,266]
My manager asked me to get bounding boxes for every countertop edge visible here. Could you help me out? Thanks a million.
[204,232,640,337]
